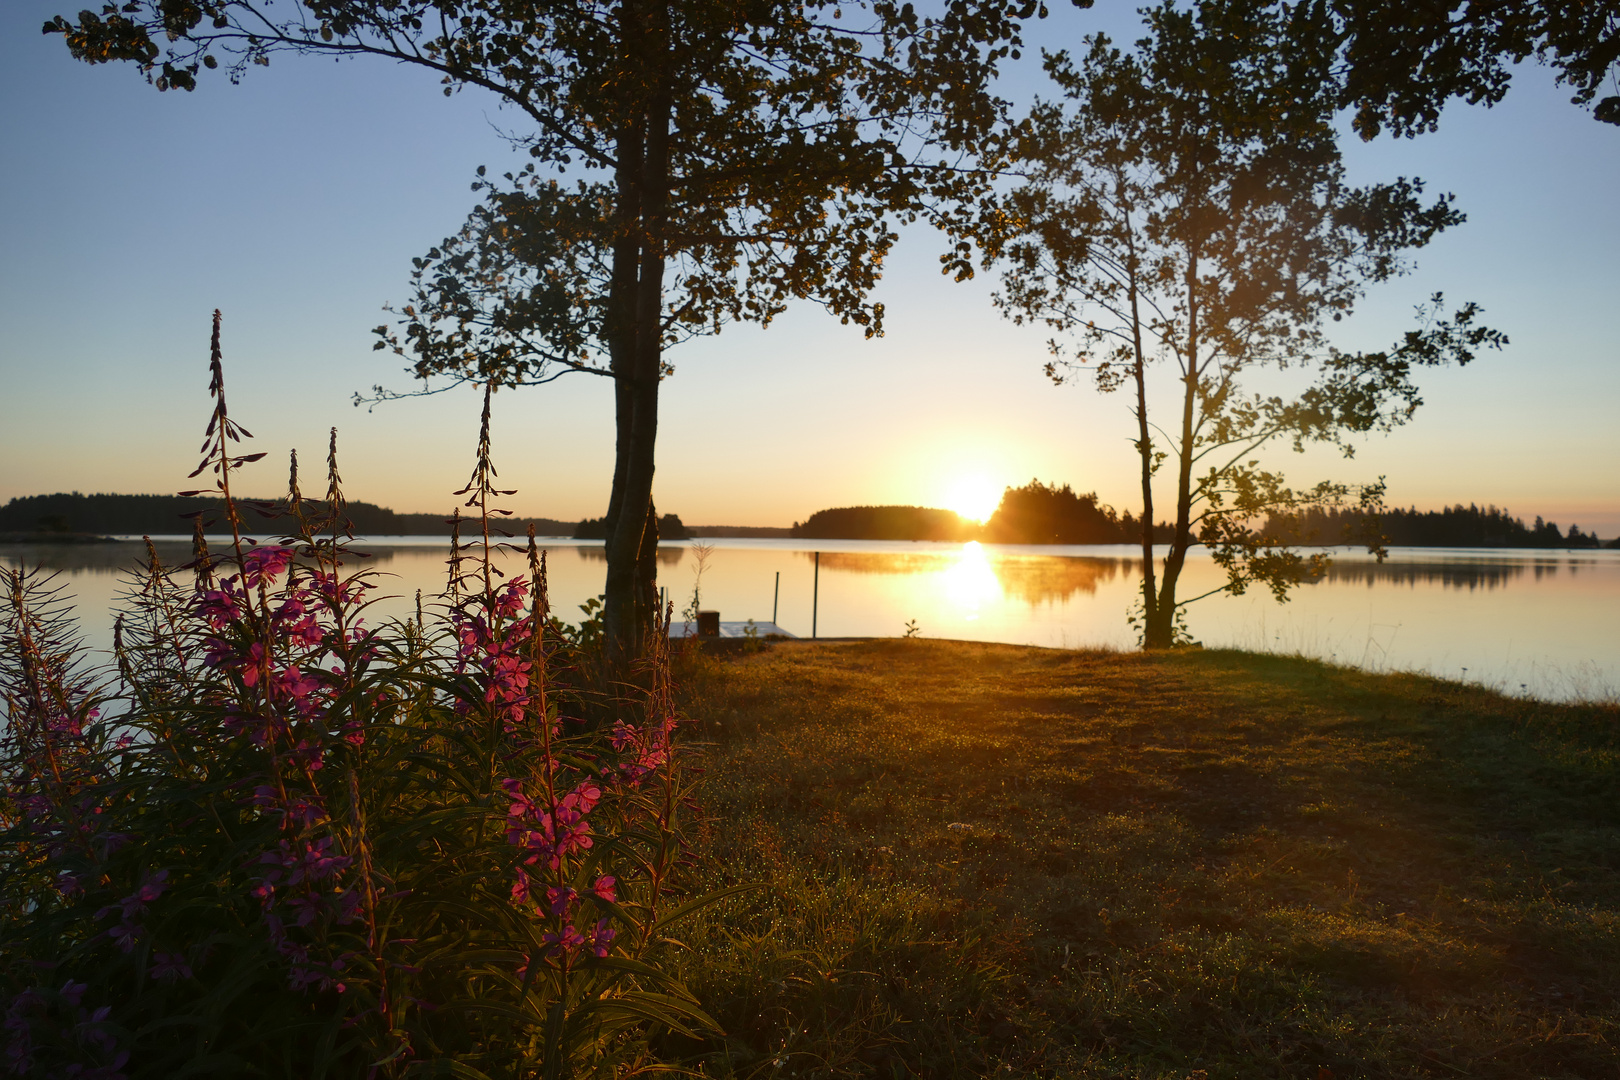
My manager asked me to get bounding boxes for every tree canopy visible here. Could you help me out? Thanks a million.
[983,479,1128,544]
[1324,0,1620,135]
[47,0,1048,664]
[992,0,1506,647]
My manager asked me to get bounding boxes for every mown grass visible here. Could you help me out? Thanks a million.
[663,640,1620,1079]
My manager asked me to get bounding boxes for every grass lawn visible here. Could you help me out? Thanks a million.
[665,640,1619,1079]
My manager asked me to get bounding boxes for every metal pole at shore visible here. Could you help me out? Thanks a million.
[812,552,819,639]
[772,571,780,626]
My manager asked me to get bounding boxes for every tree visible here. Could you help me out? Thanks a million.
[993,0,1506,648]
[983,478,1125,543]
[1323,0,1620,135]
[47,0,1044,667]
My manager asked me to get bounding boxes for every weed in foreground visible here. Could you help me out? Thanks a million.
[0,313,719,1078]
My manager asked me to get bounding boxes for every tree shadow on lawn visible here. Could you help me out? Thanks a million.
[672,639,1620,1080]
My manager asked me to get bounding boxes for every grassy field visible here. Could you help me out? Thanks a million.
[663,640,1619,1079]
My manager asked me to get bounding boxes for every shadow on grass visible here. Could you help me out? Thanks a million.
[668,640,1620,1079]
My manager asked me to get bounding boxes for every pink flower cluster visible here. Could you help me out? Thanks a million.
[609,714,678,787]
[449,577,538,732]
[503,778,600,872]
[193,545,371,994]
[502,774,624,964]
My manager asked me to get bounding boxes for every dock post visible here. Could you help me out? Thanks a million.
[812,552,819,639]
[772,571,780,626]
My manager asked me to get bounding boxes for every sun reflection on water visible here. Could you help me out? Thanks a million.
[943,541,1001,619]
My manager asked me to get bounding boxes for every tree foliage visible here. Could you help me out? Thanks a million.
[992,0,1506,647]
[791,505,977,542]
[1267,503,1607,549]
[1324,0,1620,135]
[44,0,1051,668]
[983,479,1128,544]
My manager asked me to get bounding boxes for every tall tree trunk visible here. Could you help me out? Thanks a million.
[1145,242,1201,648]
[1124,213,1160,644]
[602,7,671,672]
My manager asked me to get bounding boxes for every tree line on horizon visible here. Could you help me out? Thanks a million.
[0,491,568,540]
[793,481,1616,548]
[791,481,1174,544]
[0,492,800,541]
[1263,503,1609,550]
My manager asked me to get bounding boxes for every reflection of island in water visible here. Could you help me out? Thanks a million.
[573,544,685,567]
[0,539,702,579]
[1318,556,1588,591]
[0,540,431,577]
[804,549,1134,606]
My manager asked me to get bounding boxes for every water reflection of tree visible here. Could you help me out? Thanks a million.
[1320,560,1541,591]
[0,541,423,576]
[4,540,708,577]
[805,550,1132,605]
[575,545,685,567]
[0,541,211,576]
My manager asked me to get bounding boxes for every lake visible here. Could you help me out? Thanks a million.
[4,537,1616,702]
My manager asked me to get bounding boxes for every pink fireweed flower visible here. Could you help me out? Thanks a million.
[197,585,245,629]
[310,570,367,606]
[150,952,192,982]
[116,870,169,920]
[545,886,577,917]
[237,643,270,687]
[274,668,322,704]
[589,918,616,958]
[591,875,617,904]
[560,780,601,817]
[284,892,327,929]
[108,921,142,953]
[502,779,535,819]
[241,545,294,587]
[541,924,586,958]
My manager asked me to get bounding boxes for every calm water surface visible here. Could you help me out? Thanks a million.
[5,537,1616,702]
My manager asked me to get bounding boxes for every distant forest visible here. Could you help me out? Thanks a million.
[1265,504,1611,549]
[0,492,785,542]
[791,505,976,542]
[982,480,1174,545]
[3,491,1610,549]
[795,484,1614,548]
[0,493,575,538]
[573,513,691,541]
[793,482,1174,544]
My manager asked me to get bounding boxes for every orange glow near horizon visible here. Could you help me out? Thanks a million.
[944,474,1003,523]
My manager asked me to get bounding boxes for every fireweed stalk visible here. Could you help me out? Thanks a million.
[0,315,725,1079]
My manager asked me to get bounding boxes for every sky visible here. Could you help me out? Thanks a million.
[3,2,1617,535]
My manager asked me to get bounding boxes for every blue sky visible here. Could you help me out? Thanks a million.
[3,1,1617,534]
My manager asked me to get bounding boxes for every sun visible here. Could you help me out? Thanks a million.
[944,475,1003,524]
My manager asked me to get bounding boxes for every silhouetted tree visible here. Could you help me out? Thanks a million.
[791,506,974,542]
[1325,0,1620,135]
[983,479,1126,543]
[992,0,1505,647]
[47,0,1044,667]
[0,492,573,537]
[1264,503,1603,549]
